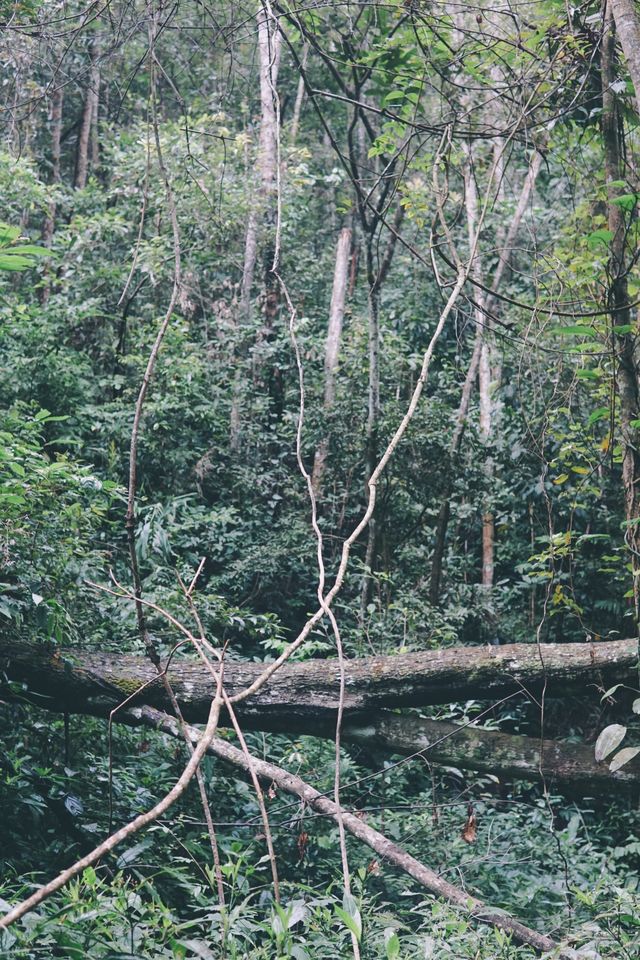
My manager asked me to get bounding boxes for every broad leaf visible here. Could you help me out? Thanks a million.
[384,927,401,959]
[609,746,640,772]
[594,724,626,761]
[335,892,362,942]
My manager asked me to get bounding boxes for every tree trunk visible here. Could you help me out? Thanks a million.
[75,41,100,189]
[479,337,495,590]
[2,636,635,728]
[42,84,63,248]
[610,0,640,116]
[429,338,483,604]
[602,3,640,628]
[429,147,543,605]
[342,713,640,790]
[289,43,308,145]
[240,5,281,314]
[359,208,404,621]
[231,6,281,450]
[41,83,64,304]
[311,226,352,497]
[359,243,381,620]
[463,143,496,593]
[90,63,101,171]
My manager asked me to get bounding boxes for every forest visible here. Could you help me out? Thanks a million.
[1,0,640,957]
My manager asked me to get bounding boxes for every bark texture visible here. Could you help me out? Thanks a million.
[42,84,63,249]
[610,0,640,116]
[289,43,308,145]
[602,5,640,625]
[342,713,640,789]
[231,6,282,449]
[75,41,100,189]
[41,83,64,304]
[311,226,352,496]
[1,636,635,726]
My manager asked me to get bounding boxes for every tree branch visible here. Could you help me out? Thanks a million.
[139,705,569,957]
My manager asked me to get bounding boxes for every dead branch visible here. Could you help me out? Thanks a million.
[139,705,569,957]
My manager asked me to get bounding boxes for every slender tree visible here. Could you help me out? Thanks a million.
[231,4,282,449]
[602,0,640,625]
[311,226,352,497]
[75,39,100,189]
[610,0,640,116]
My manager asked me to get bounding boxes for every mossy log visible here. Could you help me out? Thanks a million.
[0,635,635,726]
[341,713,640,789]
[1,635,639,789]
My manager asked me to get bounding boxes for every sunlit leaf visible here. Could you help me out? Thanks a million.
[609,746,640,772]
[587,407,609,426]
[594,724,627,761]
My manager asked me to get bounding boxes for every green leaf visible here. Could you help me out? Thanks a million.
[286,900,308,929]
[115,840,151,868]
[587,406,609,426]
[0,224,20,244]
[0,493,26,505]
[6,244,51,256]
[0,255,33,271]
[291,946,310,960]
[611,193,639,211]
[549,325,595,337]
[384,928,401,959]
[586,228,613,250]
[335,893,362,942]
[0,224,51,271]
[178,941,215,960]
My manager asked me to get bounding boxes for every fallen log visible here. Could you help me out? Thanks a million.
[1,636,636,726]
[2,636,638,790]
[341,714,640,789]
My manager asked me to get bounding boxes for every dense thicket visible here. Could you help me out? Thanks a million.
[1,1,639,957]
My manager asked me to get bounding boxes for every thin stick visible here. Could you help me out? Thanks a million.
[0,693,224,930]
[141,707,570,958]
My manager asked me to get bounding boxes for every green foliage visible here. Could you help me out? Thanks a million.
[1,2,640,953]
[0,405,118,641]
[0,223,50,272]
[1,716,639,958]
